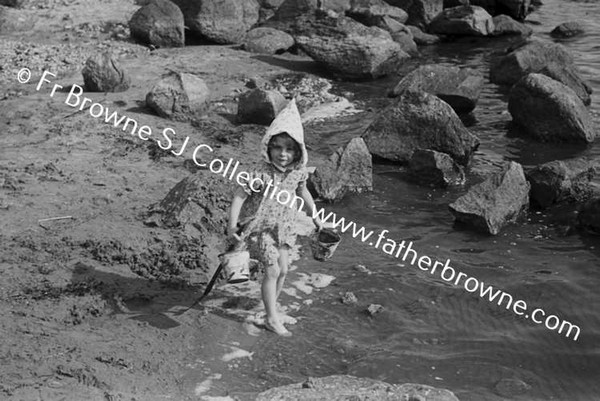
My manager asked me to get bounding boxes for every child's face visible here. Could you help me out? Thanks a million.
[268,134,298,170]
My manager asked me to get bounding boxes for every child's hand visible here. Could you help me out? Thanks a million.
[313,218,323,232]
[225,232,244,251]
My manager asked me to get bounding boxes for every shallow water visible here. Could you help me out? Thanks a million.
[199,1,600,399]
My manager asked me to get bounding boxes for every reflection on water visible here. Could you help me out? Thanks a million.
[213,0,600,399]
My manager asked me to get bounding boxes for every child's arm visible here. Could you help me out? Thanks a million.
[297,182,323,230]
[228,186,248,236]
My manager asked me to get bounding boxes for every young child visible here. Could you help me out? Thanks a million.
[227,99,322,336]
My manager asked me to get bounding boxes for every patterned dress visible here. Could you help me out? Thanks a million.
[238,163,308,267]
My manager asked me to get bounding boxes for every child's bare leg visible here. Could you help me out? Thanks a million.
[261,244,291,336]
[275,246,289,300]
[274,246,297,325]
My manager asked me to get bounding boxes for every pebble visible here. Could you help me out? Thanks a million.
[341,291,358,305]
[353,264,372,274]
[494,378,532,397]
[366,304,384,316]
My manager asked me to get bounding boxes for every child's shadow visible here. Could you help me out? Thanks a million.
[70,262,203,329]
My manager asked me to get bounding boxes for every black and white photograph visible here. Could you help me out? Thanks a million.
[1,0,599,399]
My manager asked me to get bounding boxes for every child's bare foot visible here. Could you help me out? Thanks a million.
[265,318,292,337]
[279,314,297,325]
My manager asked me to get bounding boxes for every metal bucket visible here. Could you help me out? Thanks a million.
[219,249,250,284]
[311,228,341,261]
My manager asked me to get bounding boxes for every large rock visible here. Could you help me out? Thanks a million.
[407,24,441,45]
[243,27,295,54]
[551,21,586,38]
[258,0,285,9]
[172,0,260,44]
[145,171,231,270]
[469,0,530,20]
[293,14,411,80]
[377,15,409,33]
[272,0,352,21]
[490,39,573,85]
[492,14,532,36]
[449,161,530,235]
[497,0,530,20]
[390,24,419,55]
[346,0,409,26]
[256,375,460,401]
[490,39,592,104]
[508,73,595,143]
[383,0,443,28]
[428,5,494,36]
[146,72,210,121]
[277,75,341,113]
[577,198,600,235]
[237,88,287,125]
[408,149,465,187]
[82,52,131,92]
[526,158,598,208]
[538,62,592,106]
[129,0,185,48]
[489,39,592,105]
[362,90,480,165]
[390,64,484,114]
[346,5,417,55]
[310,137,373,201]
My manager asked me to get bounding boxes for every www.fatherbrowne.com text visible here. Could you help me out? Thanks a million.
[310,208,581,341]
[27,69,581,341]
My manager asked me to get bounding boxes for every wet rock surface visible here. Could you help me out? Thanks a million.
[385,0,443,29]
[538,62,593,106]
[390,24,419,55]
[255,375,461,400]
[551,21,586,38]
[390,63,484,114]
[526,157,598,208]
[407,24,442,45]
[449,161,530,235]
[292,13,411,80]
[492,14,532,36]
[489,38,590,96]
[508,73,595,143]
[470,0,531,20]
[363,90,480,165]
[309,137,373,202]
[408,149,466,187]
[577,197,600,235]
[429,5,495,36]
[237,88,288,125]
[346,0,409,27]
